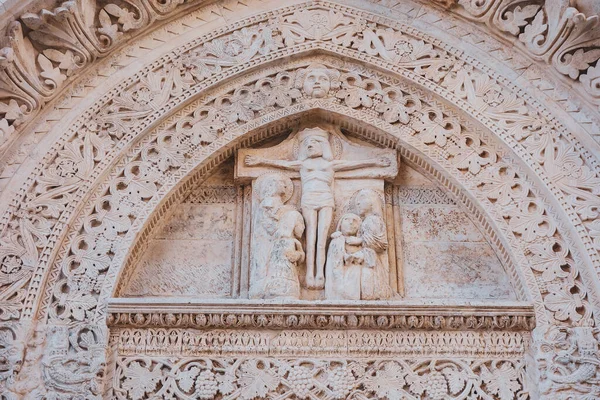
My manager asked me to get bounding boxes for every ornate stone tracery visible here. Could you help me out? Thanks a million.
[0,0,599,399]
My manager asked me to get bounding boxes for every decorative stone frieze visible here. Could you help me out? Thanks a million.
[111,328,530,358]
[111,355,530,399]
[106,300,537,331]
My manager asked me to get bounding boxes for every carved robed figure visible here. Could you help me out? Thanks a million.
[325,190,393,300]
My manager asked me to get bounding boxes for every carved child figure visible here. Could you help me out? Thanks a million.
[325,213,365,300]
[262,210,306,299]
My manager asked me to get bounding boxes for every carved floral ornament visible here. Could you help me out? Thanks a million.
[0,1,599,399]
[0,0,599,154]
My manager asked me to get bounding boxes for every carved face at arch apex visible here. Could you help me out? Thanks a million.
[297,64,340,98]
[303,69,330,98]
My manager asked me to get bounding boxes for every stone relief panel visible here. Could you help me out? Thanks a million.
[112,356,530,400]
[118,149,515,303]
[397,176,517,300]
[237,124,398,301]
[109,326,532,399]
[120,162,237,298]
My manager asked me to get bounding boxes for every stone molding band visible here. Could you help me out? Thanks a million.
[107,299,536,331]
[111,328,531,358]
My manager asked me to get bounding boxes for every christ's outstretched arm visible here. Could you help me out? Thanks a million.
[245,155,302,171]
[332,157,391,172]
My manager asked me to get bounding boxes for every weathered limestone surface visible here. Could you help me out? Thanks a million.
[1,0,600,399]
[122,179,237,297]
[398,183,516,300]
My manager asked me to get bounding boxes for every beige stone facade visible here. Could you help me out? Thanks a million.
[0,0,599,399]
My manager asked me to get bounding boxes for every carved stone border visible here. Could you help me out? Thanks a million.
[107,299,536,331]
[0,0,598,153]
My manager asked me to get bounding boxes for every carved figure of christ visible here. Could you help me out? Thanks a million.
[245,127,391,289]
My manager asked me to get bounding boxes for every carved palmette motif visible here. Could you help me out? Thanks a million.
[107,311,535,331]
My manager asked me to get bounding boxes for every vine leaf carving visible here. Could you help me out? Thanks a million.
[238,360,279,400]
[481,362,520,400]
[123,360,162,400]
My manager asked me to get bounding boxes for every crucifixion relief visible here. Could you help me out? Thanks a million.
[236,124,398,298]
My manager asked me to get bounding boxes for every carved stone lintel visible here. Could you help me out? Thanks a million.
[111,354,531,399]
[106,299,536,331]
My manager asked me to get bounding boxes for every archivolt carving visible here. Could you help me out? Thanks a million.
[455,0,600,99]
[37,54,587,329]
[1,3,595,324]
[0,0,599,153]
[1,1,600,398]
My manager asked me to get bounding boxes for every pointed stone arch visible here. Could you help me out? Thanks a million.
[0,1,599,398]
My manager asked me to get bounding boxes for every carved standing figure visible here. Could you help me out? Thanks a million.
[249,173,295,298]
[246,127,390,289]
[262,210,305,299]
[325,213,364,300]
[355,189,393,300]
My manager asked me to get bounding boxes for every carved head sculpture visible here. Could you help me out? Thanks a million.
[297,127,333,161]
[255,173,293,204]
[295,64,340,98]
[354,189,383,218]
[337,213,362,236]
